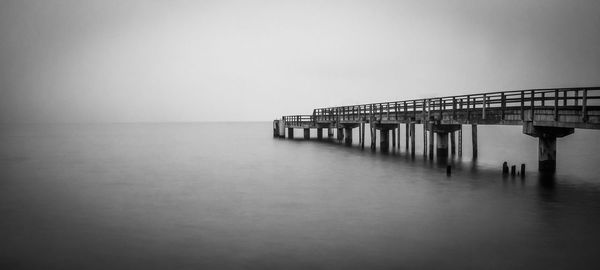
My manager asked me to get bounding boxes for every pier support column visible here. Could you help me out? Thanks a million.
[392,128,396,148]
[405,123,409,151]
[361,122,366,149]
[472,124,478,159]
[436,132,449,158]
[398,123,402,149]
[410,123,416,157]
[328,127,334,139]
[288,128,294,139]
[450,131,456,156]
[458,127,463,157]
[337,128,344,142]
[317,128,323,140]
[344,127,353,146]
[428,128,434,160]
[304,128,310,140]
[423,124,428,157]
[523,122,574,173]
[370,123,377,150]
[380,129,390,152]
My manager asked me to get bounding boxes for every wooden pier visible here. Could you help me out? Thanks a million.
[273,87,600,173]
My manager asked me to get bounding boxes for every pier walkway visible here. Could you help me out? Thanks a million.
[273,87,600,172]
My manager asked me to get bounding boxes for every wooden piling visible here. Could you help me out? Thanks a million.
[423,124,428,157]
[450,131,456,156]
[392,128,396,148]
[428,128,434,160]
[471,124,478,159]
[361,122,365,149]
[458,126,463,157]
[410,123,415,157]
[405,123,409,151]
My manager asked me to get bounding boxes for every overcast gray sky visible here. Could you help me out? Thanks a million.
[1,0,599,123]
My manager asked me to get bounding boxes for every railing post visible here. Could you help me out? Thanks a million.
[452,97,456,120]
[404,101,407,120]
[440,99,444,120]
[575,90,579,106]
[422,99,427,121]
[482,94,487,120]
[501,92,505,120]
[554,89,559,121]
[520,91,525,121]
[563,90,568,106]
[582,89,588,122]
[413,100,417,120]
[387,102,390,120]
[541,92,545,107]
[530,90,535,121]
[379,103,383,120]
[395,102,399,120]
[466,95,471,122]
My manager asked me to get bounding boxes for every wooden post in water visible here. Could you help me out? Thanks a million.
[450,131,456,156]
[423,124,428,157]
[361,122,365,149]
[370,122,376,150]
[398,123,401,149]
[429,127,434,160]
[392,128,396,148]
[458,126,463,157]
[405,123,409,151]
[410,123,416,157]
[471,124,478,159]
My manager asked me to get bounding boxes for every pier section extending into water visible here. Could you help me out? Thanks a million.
[274,87,600,173]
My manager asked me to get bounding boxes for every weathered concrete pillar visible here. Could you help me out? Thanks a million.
[436,132,449,158]
[303,128,310,139]
[344,127,353,146]
[523,122,574,173]
[328,127,334,139]
[288,128,294,139]
[317,128,323,140]
[471,124,478,159]
[450,131,456,156]
[380,129,390,152]
[337,128,344,142]
[410,123,416,157]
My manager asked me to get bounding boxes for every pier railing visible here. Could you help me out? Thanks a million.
[303,87,600,127]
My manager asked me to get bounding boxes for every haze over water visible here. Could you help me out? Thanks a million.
[1,122,600,269]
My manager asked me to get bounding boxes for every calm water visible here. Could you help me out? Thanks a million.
[1,122,600,269]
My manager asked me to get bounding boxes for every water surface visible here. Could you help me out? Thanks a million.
[1,122,600,269]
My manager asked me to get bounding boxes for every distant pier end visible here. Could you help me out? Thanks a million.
[274,87,600,173]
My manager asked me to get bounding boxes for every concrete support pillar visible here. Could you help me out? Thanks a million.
[471,124,478,159]
[288,128,294,139]
[337,128,344,142]
[303,128,310,140]
[539,136,556,172]
[523,122,574,173]
[450,131,456,156]
[392,128,396,148]
[328,127,334,139]
[436,132,449,158]
[410,123,416,157]
[344,127,353,146]
[398,123,402,149]
[317,128,323,140]
[380,129,390,152]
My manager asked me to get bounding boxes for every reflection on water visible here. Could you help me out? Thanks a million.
[1,122,599,269]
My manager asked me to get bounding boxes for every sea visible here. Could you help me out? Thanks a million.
[1,122,600,269]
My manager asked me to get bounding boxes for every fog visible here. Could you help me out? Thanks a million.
[1,0,599,123]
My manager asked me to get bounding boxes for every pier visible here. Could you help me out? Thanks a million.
[273,87,600,173]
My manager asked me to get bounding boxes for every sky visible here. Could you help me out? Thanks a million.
[1,0,599,123]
